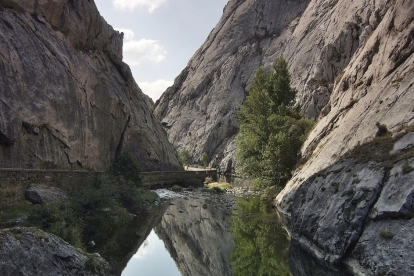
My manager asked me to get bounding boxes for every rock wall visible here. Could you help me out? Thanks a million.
[0,0,182,171]
[155,0,396,170]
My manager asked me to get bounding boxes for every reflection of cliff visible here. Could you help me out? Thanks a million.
[100,203,169,276]
[155,198,234,276]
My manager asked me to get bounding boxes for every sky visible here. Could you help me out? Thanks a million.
[95,0,229,101]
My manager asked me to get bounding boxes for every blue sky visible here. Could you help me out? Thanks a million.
[95,0,228,101]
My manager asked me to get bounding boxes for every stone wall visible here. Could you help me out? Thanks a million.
[0,168,217,210]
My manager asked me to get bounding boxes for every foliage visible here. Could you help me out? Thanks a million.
[379,231,394,240]
[178,148,192,165]
[171,185,183,192]
[109,153,142,187]
[201,153,210,167]
[204,176,214,184]
[236,55,314,188]
[26,157,157,250]
[230,197,292,276]
[205,182,232,190]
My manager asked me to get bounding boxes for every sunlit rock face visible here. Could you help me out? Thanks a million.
[154,198,234,276]
[155,0,401,171]
[0,0,181,171]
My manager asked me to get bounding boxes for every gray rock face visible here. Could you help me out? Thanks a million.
[0,227,110,276]
[0,0,181,171]
[155,0,398,170]
[276,0,414,212]
[25,185,68,204]
[288,132,414,274]
[349,219,414,276]
[154,197,233,276]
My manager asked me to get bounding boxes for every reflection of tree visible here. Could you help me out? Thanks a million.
[230,197,292,276]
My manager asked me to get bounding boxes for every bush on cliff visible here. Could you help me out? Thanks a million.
[236,56,314,189]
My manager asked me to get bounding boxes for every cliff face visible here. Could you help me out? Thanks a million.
[275,0,414,274]
[0,0,181,171]
[155,0,394,170]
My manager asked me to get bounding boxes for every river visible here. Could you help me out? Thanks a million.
[110,189,355,276]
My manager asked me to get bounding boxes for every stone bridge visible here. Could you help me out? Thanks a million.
[0,168,217,210]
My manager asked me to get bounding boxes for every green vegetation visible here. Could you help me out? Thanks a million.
[204,176,214,185]
[171,185,183,192]
[85,255,102,273]
[230,197,291,276]
[205,182,232,190]
[236,56,314,189]
[1,153,158,253]
[201,153,210,167]
[178,148,192,165]
[379,231,394,240]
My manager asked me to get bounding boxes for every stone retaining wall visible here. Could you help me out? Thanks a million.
[0,168,217,210]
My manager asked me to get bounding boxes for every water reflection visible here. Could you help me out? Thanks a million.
[117,195,355,276]
[122,230,181,276]
[230,197,292,276]
[154,197,234,276]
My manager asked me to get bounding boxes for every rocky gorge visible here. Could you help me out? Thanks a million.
[0,0,413,275]
[156,0,414,275]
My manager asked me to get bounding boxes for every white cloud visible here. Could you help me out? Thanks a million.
[115,28,135,41]
[112,0,168,13]
[139,79,173,101]
[123,39,167,66]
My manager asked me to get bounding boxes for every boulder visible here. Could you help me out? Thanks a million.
[0,227,110,276]
[25,185,68,204]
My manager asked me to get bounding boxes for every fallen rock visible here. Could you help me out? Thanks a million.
[25,185,68,204]
[0,227,110,276]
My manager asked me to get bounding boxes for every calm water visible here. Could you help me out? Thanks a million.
[116,194,353,276]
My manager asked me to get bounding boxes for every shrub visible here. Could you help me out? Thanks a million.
[109,153,142,187]
[171,185,182,192]
[379,231,394,240]
[178,148,192,165]
[204,176,214,185]
[201,153,210,167]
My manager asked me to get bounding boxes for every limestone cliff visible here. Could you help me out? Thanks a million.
[0,0,181,171]
[155,0,395,170]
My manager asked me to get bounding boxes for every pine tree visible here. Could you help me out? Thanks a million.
[236,56,313,188]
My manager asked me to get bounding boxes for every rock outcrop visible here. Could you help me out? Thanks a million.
[154,197,234,276]
[0,0,181,171]
[0,227,110,276]
[288,132,414,275]
[25,185,68,204]
[155,0,399,170]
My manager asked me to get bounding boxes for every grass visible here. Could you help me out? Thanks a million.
[205,182,232,190]
[379,231,394,240]
[85,255,102,273]
[0,201,33,225]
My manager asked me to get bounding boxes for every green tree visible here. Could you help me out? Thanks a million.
[178,148,192,165]
[201,153,210,167]
[109,153,142,187]
[236,56,313,188]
